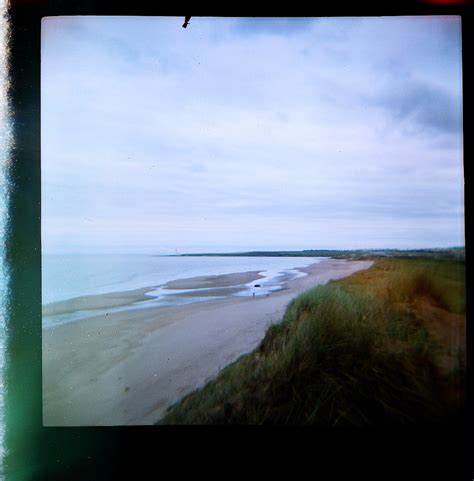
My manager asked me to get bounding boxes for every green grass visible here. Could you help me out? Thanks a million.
[160,258,465,425]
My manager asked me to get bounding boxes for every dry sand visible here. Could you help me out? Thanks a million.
[42,258,373,426]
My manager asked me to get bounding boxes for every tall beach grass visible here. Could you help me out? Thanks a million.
[161,258,465,425]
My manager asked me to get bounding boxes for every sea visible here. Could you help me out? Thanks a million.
[42,254,323,328]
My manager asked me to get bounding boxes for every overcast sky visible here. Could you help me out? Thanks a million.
[41,16,464,254]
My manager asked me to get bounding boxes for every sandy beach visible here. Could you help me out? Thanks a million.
[42,258,373,426]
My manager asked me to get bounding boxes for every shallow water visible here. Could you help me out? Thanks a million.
[42,255,323,327]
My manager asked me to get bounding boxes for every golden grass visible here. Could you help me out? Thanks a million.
[160,258,465,425]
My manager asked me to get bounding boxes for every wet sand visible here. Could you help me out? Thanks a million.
[42,258,373,426]
[42,287,155,317]
[162,270,264,289]
[43,270,265,317]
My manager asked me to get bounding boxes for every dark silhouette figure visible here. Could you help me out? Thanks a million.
[182,16,191,28]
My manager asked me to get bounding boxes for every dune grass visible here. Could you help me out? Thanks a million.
[160,258,465,425]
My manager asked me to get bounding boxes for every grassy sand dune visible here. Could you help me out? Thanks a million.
[161,258,465,425]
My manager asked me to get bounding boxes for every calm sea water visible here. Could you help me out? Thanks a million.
[42,255,322,327]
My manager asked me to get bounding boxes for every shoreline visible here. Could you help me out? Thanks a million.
[42,286,156,318]
[42,258,373,426]
[42,270,276,322]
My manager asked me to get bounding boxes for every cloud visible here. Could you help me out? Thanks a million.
[230,17,317,37]
[41,16,464,253]
[370,78,462,135]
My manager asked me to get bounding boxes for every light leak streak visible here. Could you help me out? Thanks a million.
[0,0,12,475]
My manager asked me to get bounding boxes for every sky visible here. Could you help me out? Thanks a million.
[41,16,464,254]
